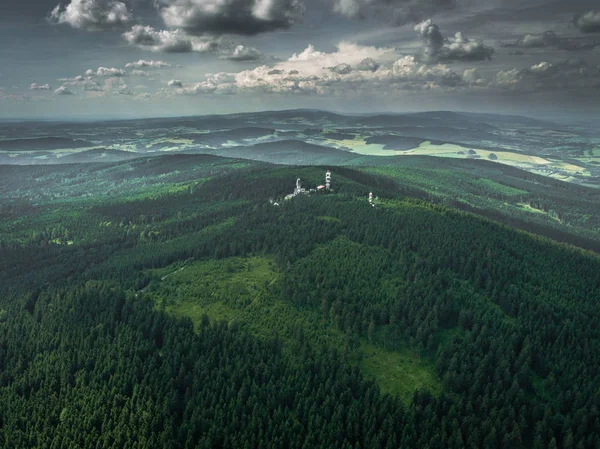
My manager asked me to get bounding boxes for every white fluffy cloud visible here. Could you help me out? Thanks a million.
[30,83,52,91]
[48,0,130,31]
[168,42,480,97]
[168,79,184,87]
[574,11,600,33]
[125,60,172,69]
[415,19,494,63]
[158,0,304,36]
[123,25,221,53]
[54,86,76,95]
[95,67,127,77]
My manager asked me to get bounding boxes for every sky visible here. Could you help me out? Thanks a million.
[0,0,599,119]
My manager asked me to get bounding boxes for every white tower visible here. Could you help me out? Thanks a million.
[369,192,373,207]
[326,170,331,190]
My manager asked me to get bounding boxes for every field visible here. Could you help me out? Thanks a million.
[2,110,599,188]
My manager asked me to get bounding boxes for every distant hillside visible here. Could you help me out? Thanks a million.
[1,109,597,186]
[189,140,362,165]
[57,148,141,164]
[0,137,94,151]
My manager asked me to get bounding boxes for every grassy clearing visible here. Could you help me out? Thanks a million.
[149,256,349,347]
[147,254,442,403]
[516,203,561,222]
[359,341,442,403]
[351,141,592,181]
[472,179,528,196]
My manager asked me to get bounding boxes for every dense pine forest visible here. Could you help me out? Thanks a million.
[1,155,600,448]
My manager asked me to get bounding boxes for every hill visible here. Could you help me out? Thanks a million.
[57,148,141,164]
[1,158,600,448]
[2,109,597,188]
[188,140,362,165]
[0,136,94,151]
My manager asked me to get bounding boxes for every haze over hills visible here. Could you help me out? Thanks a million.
[1,109,598,187]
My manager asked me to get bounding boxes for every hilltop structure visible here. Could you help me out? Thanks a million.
[285,170,332,201]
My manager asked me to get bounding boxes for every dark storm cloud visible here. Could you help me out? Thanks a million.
[415,19,494,63]
[123,25,221,53]
[501,31,600,51]
[574,11,600,33]
[158,0,304,36]
[48,0,130,30]
[332,0,455,25]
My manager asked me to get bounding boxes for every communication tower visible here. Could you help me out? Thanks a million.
[326,170,332,190]
[369,192,373,207]
[294,178,306,196]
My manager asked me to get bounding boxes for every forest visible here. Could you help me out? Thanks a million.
[1,154,599,449]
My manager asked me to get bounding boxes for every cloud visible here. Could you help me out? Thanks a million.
[130,70,151,77]
[332,0,456,26]
[48,0,130,31]
[123,25,221,53]
[30,83,52,91]
[83,82,104,91]
[356,57,380,72]
[167,42,479,97]
[54,86,75,95]
[58,75,85,82]
[158,0,304,36]
[125,60,172,69]
[501,31,599,51]
[504,31,560,48]
[221,45,264,61]
[168,79,183,87]
[289,44,327,62]
[574,11,600,33]
[117,85,133,95]
[329,63,352,74]
[494,59,600,91]
[59,75,103,91]
[415,19,494,63]
[462,68,486,86]
[95,67,127,77]
[103,77,133,95]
